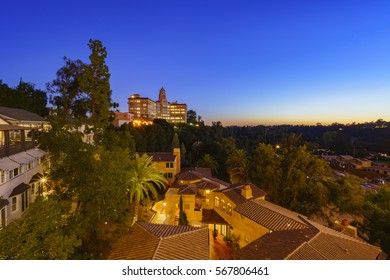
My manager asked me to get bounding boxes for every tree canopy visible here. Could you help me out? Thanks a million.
[0,196,81,260]
[0,79,48,116]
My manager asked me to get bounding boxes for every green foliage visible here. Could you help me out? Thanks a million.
[0,80,48,116]
[252,143,281,193]
[178,195,189,226]
[47,39,114,142]
[198,154,219,175]
[180,143,187,165]
[46,57,87,120]
[128,154,167,222]
[172,132,180,148]
[75,146,132,231]
[274,145,332,215]
[41,119,133,248]
[100,127,136,153]
[327,175,365,214]
[0,196,81,260]
[362,187,390,259]
[226,149,251,184]
[123,119,175,152]
[81,39,112,140]
[187,109,197,123]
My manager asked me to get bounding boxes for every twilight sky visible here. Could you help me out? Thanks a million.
[1,0,389,125]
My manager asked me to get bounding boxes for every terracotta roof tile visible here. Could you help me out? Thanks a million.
[176,170,204,181]
[287,232,382,260]
[153,228,209,260]
[235,200,308,231]
[138,222,202,237]
[205,177,231,187]
[108,223,209,260]
[139,152,176,162]
[218,183,267,205]
[195,180,220,190]
[108,224,159,260]
[178,185,197,195]
[286,243,327,260]
[233,205,382,260]
[235,226,319,260]
[202,209,229,225]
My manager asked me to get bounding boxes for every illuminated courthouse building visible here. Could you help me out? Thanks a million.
[127,88,187,123]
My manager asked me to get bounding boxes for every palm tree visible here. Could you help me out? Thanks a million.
[197,154,219,175]
[128,153,167,225]
[226,149,251,184]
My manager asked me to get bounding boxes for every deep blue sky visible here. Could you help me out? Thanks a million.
[1,0,389,125]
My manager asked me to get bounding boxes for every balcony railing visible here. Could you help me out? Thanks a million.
[0,141,37,158]
[8,144,24,155]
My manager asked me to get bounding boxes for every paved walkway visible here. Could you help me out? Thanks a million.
[209,230,234,260]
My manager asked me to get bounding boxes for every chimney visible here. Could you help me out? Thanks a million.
[334,219,357,237]
[241,184,253,199]
[173,148,181,174]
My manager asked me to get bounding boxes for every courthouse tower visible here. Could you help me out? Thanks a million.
[156,87,169,119]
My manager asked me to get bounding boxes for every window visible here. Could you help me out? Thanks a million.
[10,167,20,179]
[214,196,220,208]
[205,198,210,206]
[9,130,21,145]
[25,129,33,141]
[221,199,226,211]
[0,170,5,184]
[27,161,34,170]
[11,197,17,212]
[227,203,232,215]
[31,182,37,195]
[0,207,6,229]
[165,162,174,168]
[164,173,173,178]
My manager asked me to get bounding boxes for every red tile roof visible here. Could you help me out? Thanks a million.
[108,223,209,260]
[138,152,176,162]
[202,209,230,225]
[195,180,220,190]
[178,185,197,195]
[139,222,201,237]
[287,231,382,260]
[234,200,309,231]
[234,226,319,260]
[176,170,204,181]
[217,183,267,205]
[233,202,382,260]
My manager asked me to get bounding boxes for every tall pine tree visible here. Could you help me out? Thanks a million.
[81,39,112,141]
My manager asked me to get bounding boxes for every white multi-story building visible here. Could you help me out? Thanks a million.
[0,108,47,229]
